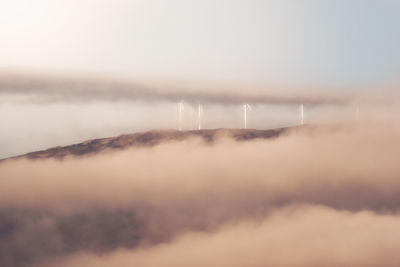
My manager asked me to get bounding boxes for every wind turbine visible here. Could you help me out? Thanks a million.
[243,104,252,129]
[197,103,204,130]
[300,104,304,125]
[177,100,184,131]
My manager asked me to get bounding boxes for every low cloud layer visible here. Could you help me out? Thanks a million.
[1,115,400,266]
[0,72,353,105]
[43,205,400,267]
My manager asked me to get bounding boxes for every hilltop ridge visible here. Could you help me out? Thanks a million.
[1,127,308,161]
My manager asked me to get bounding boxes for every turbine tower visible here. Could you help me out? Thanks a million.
[197,103,204,130]
[177,100,184,131]
[243,104,252,129]
[300,104,304,125]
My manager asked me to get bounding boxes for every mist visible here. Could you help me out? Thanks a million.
[42,205,400,267]
[0,72,353,105]
[2,71,395,159]
[0,72,345,159]
[1,112,400,266]
[1,1,400,265]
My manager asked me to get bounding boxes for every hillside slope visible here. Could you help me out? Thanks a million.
[3,127,306,161]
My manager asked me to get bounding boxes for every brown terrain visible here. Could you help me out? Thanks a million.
[1,126,308,161]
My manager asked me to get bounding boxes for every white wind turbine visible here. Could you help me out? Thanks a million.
[197,103,204,130]
[300,104,304,125]
[243,104,252,129]
[177,100,184,131]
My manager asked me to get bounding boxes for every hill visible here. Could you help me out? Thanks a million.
[2,126,307,161]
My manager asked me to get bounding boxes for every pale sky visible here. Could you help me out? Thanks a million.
[1,0,399,158]
[1,0,399,86]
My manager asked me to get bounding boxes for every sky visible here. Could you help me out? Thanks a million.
[0,0,399,158]
[0,0,399,86]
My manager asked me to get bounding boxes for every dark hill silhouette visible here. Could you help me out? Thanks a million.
[2,126,312,161]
